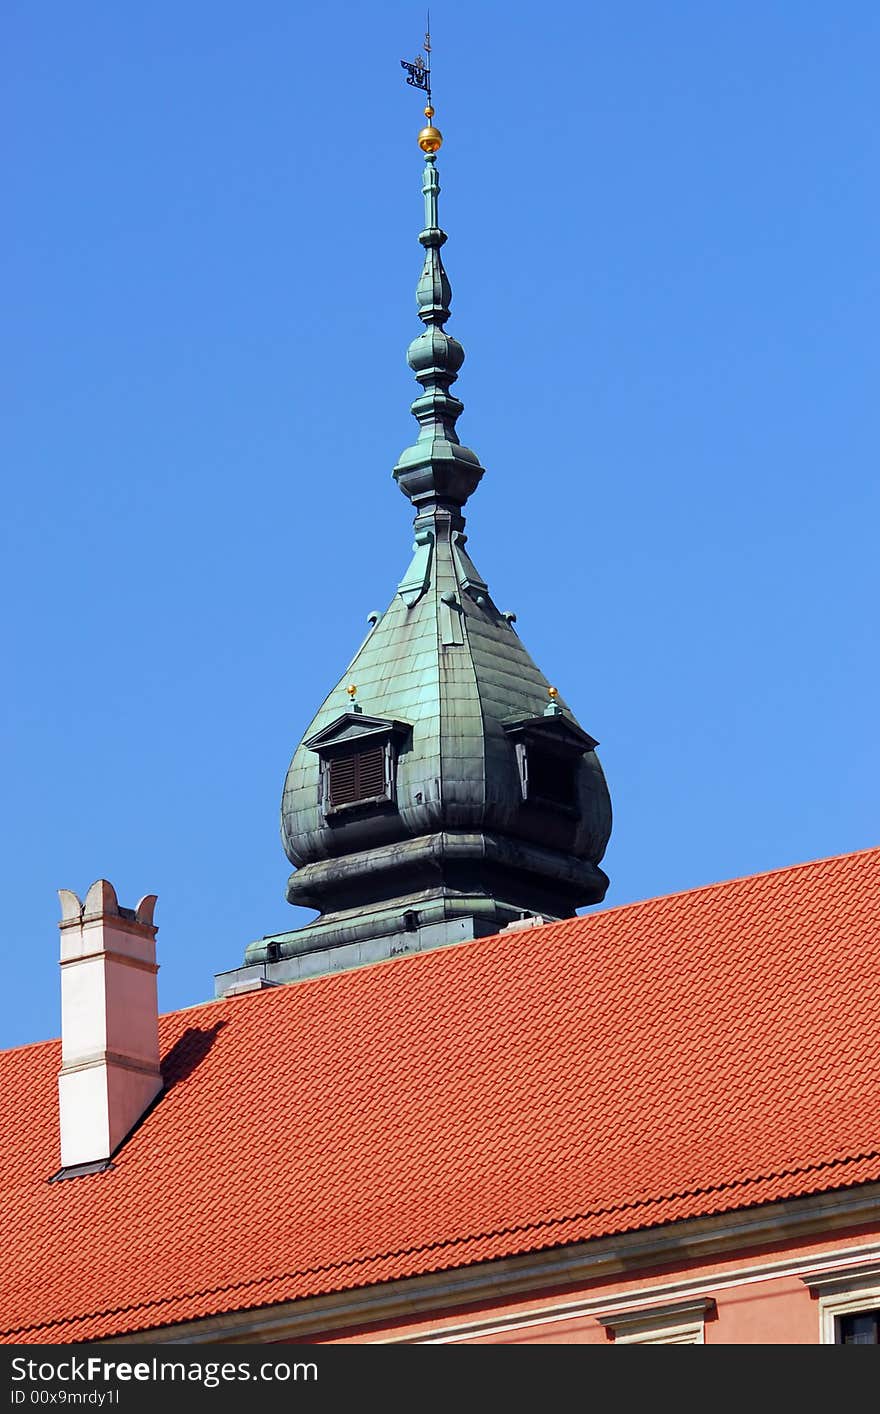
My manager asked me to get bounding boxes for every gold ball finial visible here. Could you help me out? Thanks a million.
[418,116,443,153]
[347,684,357,699]
[548,686,559,701]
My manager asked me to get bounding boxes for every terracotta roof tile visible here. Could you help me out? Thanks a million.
[1,846,879,1342]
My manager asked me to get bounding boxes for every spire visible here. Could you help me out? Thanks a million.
[213,30,612,996]
[394,36,485,513]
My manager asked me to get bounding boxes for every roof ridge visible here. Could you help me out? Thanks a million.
[583,841,880,925]
[218,840,880,997]
[0,1033,60,1060]
[3,843,877,1057]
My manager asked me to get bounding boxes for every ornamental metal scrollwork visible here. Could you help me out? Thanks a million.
[400,57,429,90]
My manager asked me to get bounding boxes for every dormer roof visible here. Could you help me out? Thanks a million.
[304,712,411,752]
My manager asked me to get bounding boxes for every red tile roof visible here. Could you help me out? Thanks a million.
[2,846,879,1343]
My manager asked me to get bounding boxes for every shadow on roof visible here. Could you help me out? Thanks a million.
[161,1022,226,1091]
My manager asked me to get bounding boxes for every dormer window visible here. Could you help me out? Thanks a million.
[304,711,411,820]
[503,706,599,817]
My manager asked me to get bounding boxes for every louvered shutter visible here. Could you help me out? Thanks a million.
[328,745,386,806]
[355,745,386,799]
[328,754,357,806]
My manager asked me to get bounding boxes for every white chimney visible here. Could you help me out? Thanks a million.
[57,879,162,1170]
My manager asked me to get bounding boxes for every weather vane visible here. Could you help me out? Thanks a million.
[400,15,442,153]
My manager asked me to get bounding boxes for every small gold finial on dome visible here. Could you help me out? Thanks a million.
[347,684,357,700]
[544,684,562,717]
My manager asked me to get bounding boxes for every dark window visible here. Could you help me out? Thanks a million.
[837,1310,880,1344]
[327,744,386,807]
[527,748,577,808]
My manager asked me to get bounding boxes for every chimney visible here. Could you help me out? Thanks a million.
[57,880,162,1170]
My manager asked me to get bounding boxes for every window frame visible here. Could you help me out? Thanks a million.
[804,1261,880,1344]
[321,738,395,816]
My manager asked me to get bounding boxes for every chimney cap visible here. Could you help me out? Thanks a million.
[57,882,158,929]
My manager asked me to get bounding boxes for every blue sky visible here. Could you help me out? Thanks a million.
[3,0,878,1049]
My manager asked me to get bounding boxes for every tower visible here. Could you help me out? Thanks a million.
[217,53,611,993]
